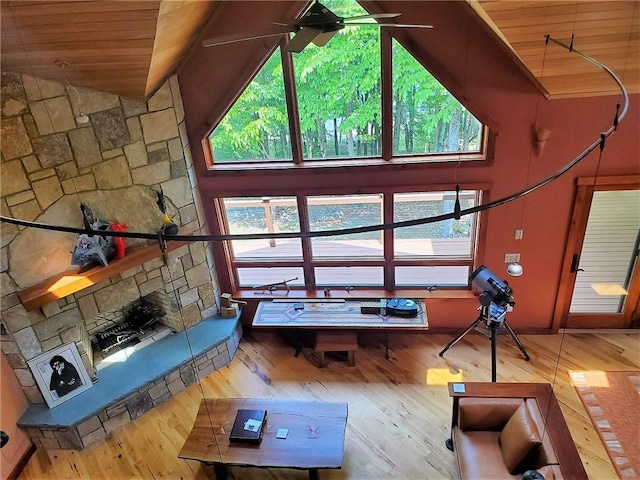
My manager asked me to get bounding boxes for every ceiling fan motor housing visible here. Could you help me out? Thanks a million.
[300,2,345,32]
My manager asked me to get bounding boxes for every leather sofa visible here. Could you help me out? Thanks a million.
[447,383,587,480]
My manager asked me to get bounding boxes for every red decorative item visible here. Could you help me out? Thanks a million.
[109,222,127,258]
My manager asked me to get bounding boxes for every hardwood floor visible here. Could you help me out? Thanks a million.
[19,329,639,480]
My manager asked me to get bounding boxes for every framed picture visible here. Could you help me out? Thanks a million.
[27,342,93,409]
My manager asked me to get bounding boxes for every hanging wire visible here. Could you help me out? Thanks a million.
[511,25,552,274]
[162,243,224,463]
[547,3,637,422]
[540,5,630,452]
[453,5,472,221]
[57,60,89,124]
[528,28,554,448]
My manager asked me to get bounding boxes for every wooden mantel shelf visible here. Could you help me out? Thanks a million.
[17,240,188,311]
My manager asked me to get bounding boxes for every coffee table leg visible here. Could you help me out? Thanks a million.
[308,468,319,480]
[212,462,228,480]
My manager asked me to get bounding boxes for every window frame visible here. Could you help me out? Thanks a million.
[203,28,490,170]
[214,188,486,294]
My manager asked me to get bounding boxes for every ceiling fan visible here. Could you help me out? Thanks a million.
[202,1,433,53]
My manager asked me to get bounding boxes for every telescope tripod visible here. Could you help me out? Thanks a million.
[438,305,530,382]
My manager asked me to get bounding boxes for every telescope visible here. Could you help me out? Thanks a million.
[469,265,515,309]
[439,264,529,382]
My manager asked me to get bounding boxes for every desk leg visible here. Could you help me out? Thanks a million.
[212,462,228,480]
[308,468,319,480]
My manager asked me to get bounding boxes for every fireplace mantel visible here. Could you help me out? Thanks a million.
[17,240,189,311]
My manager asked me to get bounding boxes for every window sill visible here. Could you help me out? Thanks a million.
[234,288,475,301]
[205,154,487,174]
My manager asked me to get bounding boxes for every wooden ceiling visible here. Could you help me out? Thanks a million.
[1,0,638,101]
[473,0,639,99]
[0,0,219,99]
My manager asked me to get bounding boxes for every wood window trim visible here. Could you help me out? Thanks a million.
[552,175,640,330]
[213,189,487,296]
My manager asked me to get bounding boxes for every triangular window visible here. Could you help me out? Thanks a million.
[392,38,481,155]
[209,51,291,162]
[207,0,484,165]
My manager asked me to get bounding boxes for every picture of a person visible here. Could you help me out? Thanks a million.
[48,355,82,398]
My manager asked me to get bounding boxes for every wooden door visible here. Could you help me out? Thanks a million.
[553,176,640,329]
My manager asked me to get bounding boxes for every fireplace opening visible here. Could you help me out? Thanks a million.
[91,294,177,369]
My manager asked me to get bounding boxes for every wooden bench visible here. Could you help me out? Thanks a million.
[314,331,358,367]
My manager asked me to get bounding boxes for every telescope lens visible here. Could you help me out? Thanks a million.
[469,265,514,307]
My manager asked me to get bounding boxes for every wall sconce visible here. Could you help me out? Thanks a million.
[533,125,551,157]
[507,262,524,277]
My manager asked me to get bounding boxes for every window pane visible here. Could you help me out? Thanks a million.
[316,267,383,287]
[237,267,305,289]
[308,194,383,258]
[393,192,476,257]
[294,0,381,159]
[392,39,482,156]
[209,51,291,162]
[396,266,470,286]
[223,197,301,259]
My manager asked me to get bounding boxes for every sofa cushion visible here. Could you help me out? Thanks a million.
[459,398,524,431]
[455,430,514,480]
[525,398,559,467]
[499,402,542,473]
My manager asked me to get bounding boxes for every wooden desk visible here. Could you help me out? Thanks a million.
[253,299,427,329]
[253,299,427,360]
[179,398,348,480]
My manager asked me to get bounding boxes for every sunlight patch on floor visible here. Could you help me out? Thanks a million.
[426,368,464,386]
[569,370,611,388]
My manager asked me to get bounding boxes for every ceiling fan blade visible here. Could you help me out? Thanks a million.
[203,26,294,48]
[344,22,433,29]
[285,26,323,53]
[378,23,433,29]
[343,13,401,21]
[312,31,338,47]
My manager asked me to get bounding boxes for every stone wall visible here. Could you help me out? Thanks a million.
[21,322,242,450]
[0,71,220,404]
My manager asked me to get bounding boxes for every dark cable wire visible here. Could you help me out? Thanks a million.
[0,37,629,246]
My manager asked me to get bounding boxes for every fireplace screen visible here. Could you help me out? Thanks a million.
[95,299,164,353]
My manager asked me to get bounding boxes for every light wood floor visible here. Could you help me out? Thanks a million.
[19,329,639,480]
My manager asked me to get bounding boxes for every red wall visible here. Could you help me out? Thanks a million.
[178,1,640,332]
[1,353,32,479]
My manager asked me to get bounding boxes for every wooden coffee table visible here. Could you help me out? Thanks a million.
[179,398,348,479]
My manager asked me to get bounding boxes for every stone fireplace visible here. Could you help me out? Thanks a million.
[1,70,222,405]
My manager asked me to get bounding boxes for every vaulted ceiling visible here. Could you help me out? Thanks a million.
[1,0,638,101]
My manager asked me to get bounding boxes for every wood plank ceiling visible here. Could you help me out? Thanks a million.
[474,0,639,99]
[0,0,638,101]
[0,0,219,100]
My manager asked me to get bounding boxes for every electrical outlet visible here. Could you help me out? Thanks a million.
[515,229,523,240]
[505,253,520,263]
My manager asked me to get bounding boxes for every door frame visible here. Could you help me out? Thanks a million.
[553,175,640,330]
